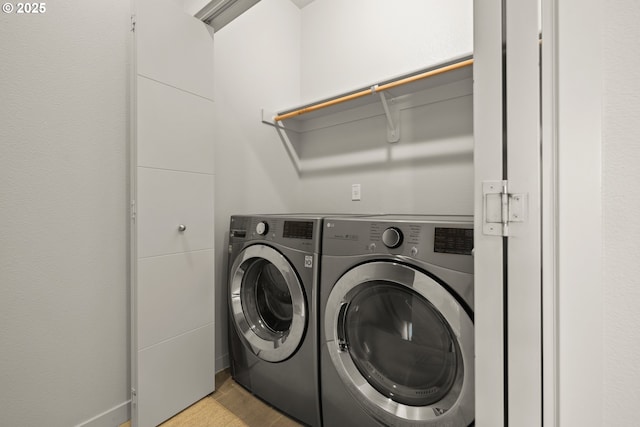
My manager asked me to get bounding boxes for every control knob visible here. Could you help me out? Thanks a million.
[382,227,403,248]
[256,221,269,236]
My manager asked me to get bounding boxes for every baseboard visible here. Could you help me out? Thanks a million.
[76,355,227,427]
[215,352,229,372]
[75,400,131,427]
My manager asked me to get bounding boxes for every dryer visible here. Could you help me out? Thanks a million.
[320,215,474,427]
[227,214,322,427]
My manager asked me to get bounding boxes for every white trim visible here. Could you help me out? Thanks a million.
[75,401,131,427]
[215,353,230,372]
[473,0,505,425]
[129,2,139,425]
[505,0,543,424]
[541,0,559,424]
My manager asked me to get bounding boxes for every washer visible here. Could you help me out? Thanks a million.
[227,214,322,427]
[320,215,474,427]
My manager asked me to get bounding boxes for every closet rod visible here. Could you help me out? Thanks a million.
[273,58,474,122]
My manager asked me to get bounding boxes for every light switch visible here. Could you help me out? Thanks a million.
[351,184,361,201]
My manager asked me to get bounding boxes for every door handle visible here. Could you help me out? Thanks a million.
[337,302,350,352]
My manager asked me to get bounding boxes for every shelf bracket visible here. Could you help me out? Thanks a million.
[261,108,291,131]
[374,87,400,143]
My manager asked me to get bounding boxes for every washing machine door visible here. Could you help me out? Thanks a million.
[229,244,306,362]
[325,261,474,426]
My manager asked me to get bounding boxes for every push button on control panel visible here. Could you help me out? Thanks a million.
[381,227,403,248]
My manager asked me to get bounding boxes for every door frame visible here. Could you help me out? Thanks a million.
[473,0,507,424]
[474,0,559,425]
[475,0,604,424]
[542,0,604,425]
[540,0,559,424]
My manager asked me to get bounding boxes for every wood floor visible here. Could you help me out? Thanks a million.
[120,369,304,427]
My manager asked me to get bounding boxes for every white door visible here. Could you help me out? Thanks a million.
[474,0,543,425]
[130,1,216,426]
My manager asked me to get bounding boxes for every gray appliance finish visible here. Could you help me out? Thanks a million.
[227,214,322,427]
[320,215,475,427]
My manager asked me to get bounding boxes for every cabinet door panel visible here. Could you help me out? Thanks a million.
[132,1,215,426]
[137,168,214,258]
[137,250,214,349]
[137,324,215,427]
[137,76,215,174]
[135,0,214,100]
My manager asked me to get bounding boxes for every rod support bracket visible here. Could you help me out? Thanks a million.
[378,91,400,143]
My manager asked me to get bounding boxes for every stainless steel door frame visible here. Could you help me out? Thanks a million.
[229,244,307,362]
[324,261,474,425]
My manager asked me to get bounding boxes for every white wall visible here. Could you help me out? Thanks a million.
[602,0,640,424]
[4,1,635,425]
[0,2,131,426]
[300,0,473,103]
[556,0,640,424]
[183,0,210,15]
[293,0,474,217]
[212,0,302,370]
[213,0,473,368]
[556,0,603,424]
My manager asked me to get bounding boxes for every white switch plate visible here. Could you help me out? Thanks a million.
[351,184,361,201]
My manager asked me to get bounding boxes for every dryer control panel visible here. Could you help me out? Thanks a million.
[323,215,473,273]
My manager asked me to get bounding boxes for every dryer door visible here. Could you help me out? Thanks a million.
[229,244,306,362]
[325,261,474,426]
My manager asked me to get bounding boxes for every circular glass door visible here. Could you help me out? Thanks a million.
[325,261,474,425]
[230,244,306,362]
